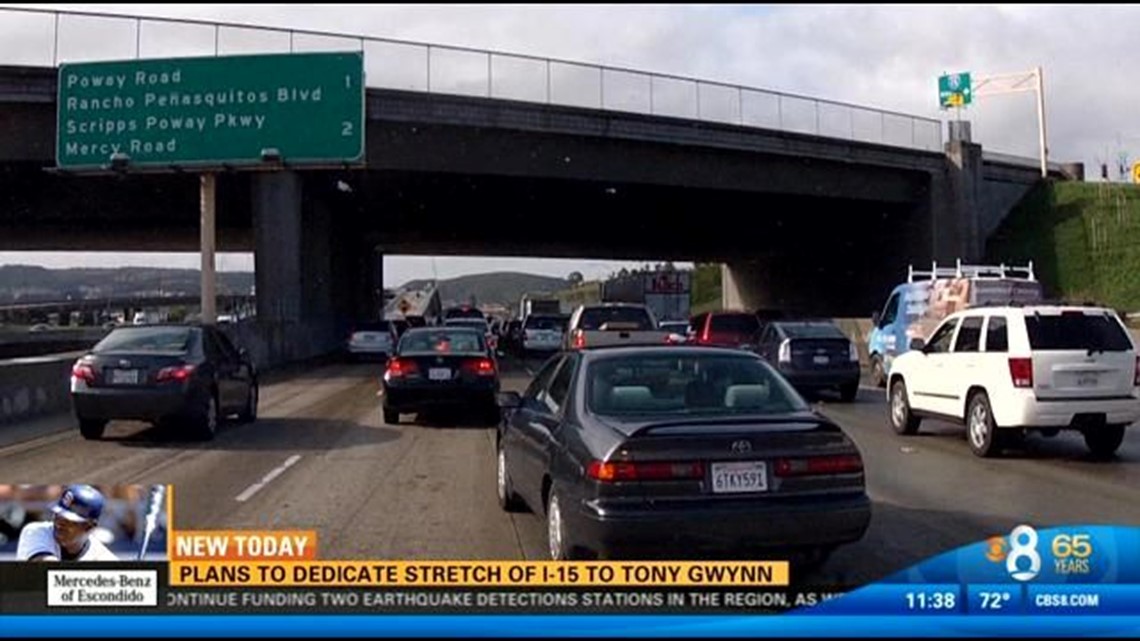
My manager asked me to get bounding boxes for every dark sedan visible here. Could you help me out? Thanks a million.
[381,327,500,425]
[70,324,259,441]
[495,346,871,563]
[755,320,861,402]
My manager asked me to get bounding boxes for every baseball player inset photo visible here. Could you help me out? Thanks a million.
[0,484,168,562]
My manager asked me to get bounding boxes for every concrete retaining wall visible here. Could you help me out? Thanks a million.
[0,352,81,425]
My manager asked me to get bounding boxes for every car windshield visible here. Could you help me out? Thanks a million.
[398,329,486,355]
[525,315,564,330]
[578,307,654,330]
[777,322,846,339]
[93,327,195,353]
[587,352,808,417]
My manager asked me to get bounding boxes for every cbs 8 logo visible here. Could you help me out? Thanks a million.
[1006,525,1042,581]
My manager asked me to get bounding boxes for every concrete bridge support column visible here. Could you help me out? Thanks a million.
[931,127,985,263]
[253,171,303,324]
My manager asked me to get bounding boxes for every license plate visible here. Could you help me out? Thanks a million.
[710,461,768,494]
[428,368,451,381]
[1076,374,1098,387]
[111,369,139,385]
[813,355,830,365]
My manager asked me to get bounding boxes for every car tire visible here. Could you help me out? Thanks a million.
[839,382,859,403]
[966,392,1001,458]
[546,488,585,560]
[1084,424,1126,459]
[383,408,400,425]
[483,401,501,427]
[888,379,921,435]
[192,392,220,441]
[78,418,106,440]
[870,355,886,388]
[237,381,259,423]
[496,442,526,513]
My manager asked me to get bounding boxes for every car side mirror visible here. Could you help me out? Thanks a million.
[871,311,882,326]
[498,392,522,409]
[909,338,926,351]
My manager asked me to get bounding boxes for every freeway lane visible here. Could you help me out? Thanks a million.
[0,356,1137,587]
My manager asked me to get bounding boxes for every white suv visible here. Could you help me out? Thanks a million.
[887,305,1140,458]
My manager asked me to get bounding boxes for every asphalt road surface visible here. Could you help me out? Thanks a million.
[2,354,1138,587]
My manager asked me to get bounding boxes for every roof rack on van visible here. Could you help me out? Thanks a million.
[907,259,1035,283]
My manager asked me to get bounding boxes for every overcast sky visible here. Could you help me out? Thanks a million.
[1,4,1137,284]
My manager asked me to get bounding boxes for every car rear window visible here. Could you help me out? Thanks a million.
[1025,312,1133,352]
[445,307,485,320]
[525,315,564,330]
[709,314,760,334]
[356,321,390,332]
[93,327,194,353]
[578,307,654,331]
[777,322,845,339]
[586,353,807,417]
[399,329,486,355]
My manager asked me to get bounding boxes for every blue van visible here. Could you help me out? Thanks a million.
[866,260,1042,387]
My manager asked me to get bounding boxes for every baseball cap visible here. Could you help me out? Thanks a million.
[51,485,105,524]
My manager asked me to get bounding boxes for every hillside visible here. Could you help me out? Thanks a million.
[986,181,1140,311]
[0,265,255,304]
[400,272,569,308]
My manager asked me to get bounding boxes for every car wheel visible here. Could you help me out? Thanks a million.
[383,408,400,425]
[496,443,526,512]
[193,392,219,441]
[78,418,106,440]
[966,392,1001,458]
[839,382,859,403]
[888,379,921,435]
[547,489,573,561]
[1084,424,1126,459]
[238,382,259,423]
[870,355,886,388]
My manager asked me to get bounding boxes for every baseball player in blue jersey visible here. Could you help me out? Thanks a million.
[16,484,118,561]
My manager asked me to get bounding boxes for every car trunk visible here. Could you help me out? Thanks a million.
[82,351,190,388]
[787,338,852,370]
[594,415,863,506]
[390,353,495,384]
[1025,311,1136,400]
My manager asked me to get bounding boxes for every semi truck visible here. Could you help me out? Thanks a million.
[601,270,691,322]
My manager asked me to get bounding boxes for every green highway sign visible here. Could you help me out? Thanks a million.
[57,52,364,170]
[938,72,972,109]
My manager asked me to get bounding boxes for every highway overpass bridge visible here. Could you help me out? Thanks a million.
[0,9,1083,366]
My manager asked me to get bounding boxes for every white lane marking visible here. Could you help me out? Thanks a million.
[235,454,302,503]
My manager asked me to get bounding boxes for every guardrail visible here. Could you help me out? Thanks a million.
[0,6,943,153]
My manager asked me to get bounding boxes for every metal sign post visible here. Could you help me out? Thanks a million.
[970,67,1049,177]
[200,173,217,325]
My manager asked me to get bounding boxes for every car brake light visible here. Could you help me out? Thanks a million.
[700,320,711,344]
[774,454,863,477]
[71,362,95,384]
[464,358,496,376]
[156,364,196,383]
[572,330,586,349]
[586,460,704,482]
[1008,357,1033,388]
[778,339,791,363]
[385,358,419,379]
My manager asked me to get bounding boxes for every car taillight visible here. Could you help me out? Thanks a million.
[572,330,586,349]
[774,454,863,477]
[71,362,95,384]
[848,342,859,362]
[464,358,496,376]
[778,339,791,363]
[1008,357,1033,388]
[156,364,196,383]
[586,460,704,482]
[700,321,711,344]
[385,358,419,379]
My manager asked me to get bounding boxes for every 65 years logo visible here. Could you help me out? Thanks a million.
[985,524,1093,581]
